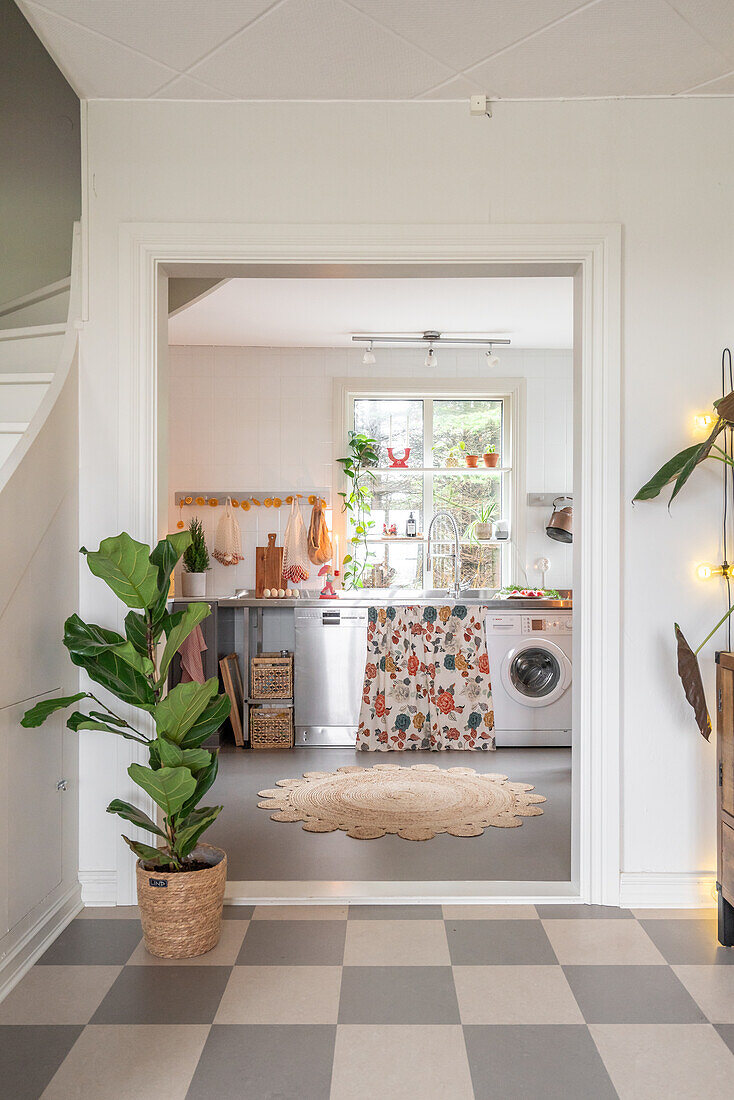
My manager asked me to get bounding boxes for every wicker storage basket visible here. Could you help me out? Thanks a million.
[250,705,294,749]
[136,843,226,959]
[251,653,293,699]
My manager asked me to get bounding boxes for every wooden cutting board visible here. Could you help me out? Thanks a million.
[255,533,283,597]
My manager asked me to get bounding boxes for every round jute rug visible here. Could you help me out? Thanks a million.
[257,764,546,841]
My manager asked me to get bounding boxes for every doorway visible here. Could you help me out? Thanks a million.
[116,223,621,906]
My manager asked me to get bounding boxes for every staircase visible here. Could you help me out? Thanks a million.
[0,276,71,473]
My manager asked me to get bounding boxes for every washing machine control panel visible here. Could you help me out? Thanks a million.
[521,615,572,634]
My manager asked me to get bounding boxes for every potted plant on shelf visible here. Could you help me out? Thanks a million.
[483,445,500,468]
[22,531,231,958]
[181,516,209,597]
[446,441,466,467]
[465,502,498,542]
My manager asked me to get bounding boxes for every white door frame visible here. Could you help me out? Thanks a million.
[116,222,621,906]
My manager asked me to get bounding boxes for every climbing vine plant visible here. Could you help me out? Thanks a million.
[337,430,378,588]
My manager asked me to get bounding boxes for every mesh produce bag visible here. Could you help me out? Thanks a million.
[282,497,310,583]
[212,497,244,566]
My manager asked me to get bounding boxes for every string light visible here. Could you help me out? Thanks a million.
[694,412,714,431]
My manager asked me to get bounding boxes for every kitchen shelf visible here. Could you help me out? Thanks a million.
[370,467,509,474]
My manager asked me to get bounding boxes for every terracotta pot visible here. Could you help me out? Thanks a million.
[136,844,226,958]
[465,455,479,468]
[483,453,500,467]
[181,571,206,597]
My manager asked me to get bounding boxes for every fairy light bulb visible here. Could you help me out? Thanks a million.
[694,413,714,432]
[696,562,715,580]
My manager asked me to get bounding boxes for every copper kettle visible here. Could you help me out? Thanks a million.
[546,496,573,543]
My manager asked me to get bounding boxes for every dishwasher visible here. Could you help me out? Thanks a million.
[294,606,368,746]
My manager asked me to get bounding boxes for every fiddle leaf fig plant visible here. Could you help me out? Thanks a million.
[21,531,230,870]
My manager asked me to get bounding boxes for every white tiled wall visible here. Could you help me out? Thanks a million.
[168,345,573,594]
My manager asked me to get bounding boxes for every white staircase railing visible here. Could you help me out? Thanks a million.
[0,224,80,491]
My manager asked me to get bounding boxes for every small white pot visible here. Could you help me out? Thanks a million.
[474,523,494,541]
[181,571,207,598]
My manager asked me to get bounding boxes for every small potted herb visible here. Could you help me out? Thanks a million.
[466,502,498,542]
[182,517,209,597]
[445,442,466,468]
[483,445,500,468]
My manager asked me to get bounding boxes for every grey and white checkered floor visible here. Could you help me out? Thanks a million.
[2,904,734,1098]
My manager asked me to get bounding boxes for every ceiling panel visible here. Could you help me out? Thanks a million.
[346,0,590,72]
[151,74,236,100]
[20,0,273,71]
[168,276,574,349]
[469,0,729,98]
[667,0,734,64]
[190,0,455,99]
[18,3,178,97]
[14,0,734,99]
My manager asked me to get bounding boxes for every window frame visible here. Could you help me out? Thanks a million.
[334,377,526,589]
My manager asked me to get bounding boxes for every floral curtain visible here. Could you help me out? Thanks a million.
[357,605,495,751]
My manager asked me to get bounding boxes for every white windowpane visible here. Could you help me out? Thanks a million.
[354,399,424,467]
[432,399,502,465]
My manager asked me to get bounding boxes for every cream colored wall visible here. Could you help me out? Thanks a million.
[167,343,573,595]
[81,97,734,891]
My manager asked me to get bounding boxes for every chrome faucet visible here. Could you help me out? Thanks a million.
[426,511,462,598]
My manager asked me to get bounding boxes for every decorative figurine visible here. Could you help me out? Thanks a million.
[387,446,410,468]
[318,563,338,599]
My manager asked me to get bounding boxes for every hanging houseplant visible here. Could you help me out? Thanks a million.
[22,530,231,957]
[634,373,734,740]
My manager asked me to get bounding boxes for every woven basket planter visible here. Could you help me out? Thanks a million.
[136,843,227,959]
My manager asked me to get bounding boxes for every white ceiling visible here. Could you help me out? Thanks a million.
[167,276,574,349]
[16,0,734,100]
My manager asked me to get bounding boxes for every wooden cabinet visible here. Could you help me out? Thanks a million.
[716,652,734,944]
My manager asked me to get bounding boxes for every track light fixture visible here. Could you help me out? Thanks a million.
[485,345,500,368]
[352,331,511,357]
[425,344,436,368]
[362,341,376,366]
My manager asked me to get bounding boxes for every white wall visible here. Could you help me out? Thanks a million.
[81,97,734,895]
[167,343,573,596]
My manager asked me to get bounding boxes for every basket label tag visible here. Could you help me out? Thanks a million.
[149,877,168,887]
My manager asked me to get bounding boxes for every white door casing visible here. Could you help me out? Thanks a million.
[115,222,621,906]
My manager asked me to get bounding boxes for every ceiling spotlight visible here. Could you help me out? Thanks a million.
[425,344,436,368]
[362,341,376,366]
[485,345,500,368]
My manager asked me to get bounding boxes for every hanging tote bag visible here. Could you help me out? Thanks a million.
[213,497,244,566]
[282,497,310,583]
[307,500,333,565]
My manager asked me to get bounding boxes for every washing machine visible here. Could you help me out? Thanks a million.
[484,610,572,746]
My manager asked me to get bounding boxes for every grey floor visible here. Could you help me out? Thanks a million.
[2,904,733,1099]
[206,746,571,882]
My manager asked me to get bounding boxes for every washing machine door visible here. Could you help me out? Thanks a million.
[501,639,571,708]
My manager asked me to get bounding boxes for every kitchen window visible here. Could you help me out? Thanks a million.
[343,385,519,590]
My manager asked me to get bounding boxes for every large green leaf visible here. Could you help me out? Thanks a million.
[633,444,703,502]
[121,835,172,867]
[107,799,166,837]
[21,692,89,728]
[128,763,196,819]
[149,532,191,621]
[177,751,219,819]
[64,614,154,678]
[154,679,218,744]
[157,601,211,682]
[68,646,156,711]
[178,693,230,749]
[82,533,159,609]
[124,610,150,658]
[668,420,722,504]
[67,711,148,743]
[156,737,211,772]
[174,805,222,860]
